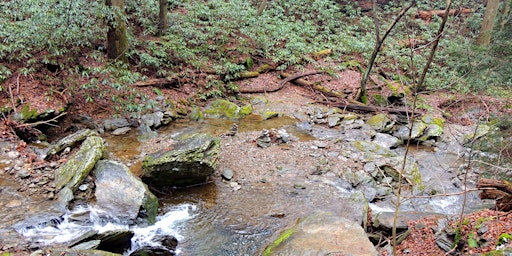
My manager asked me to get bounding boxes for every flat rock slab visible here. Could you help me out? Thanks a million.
[263,211,378,256]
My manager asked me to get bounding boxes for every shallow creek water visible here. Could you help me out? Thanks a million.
[7,116,491,255]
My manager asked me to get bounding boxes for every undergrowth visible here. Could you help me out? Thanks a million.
[0,0,511,113]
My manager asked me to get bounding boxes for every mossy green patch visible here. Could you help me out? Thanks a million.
[262,227,295,256]
[352,141,397,157]
[366,113,391,132]
[262,111,279,120]
[19,104,39,121]
[204,99,252,120]
[189,106,203,121]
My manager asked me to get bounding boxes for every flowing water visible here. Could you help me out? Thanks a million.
[6,116,493,255]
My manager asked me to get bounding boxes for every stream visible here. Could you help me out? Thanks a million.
[2,114,494,255]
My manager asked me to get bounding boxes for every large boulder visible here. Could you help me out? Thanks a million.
[54,136,105,193]
[141,133,220,187]
[93,160,158,224]
[262,212,378,256]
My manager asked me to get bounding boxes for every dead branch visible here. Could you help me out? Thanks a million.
[133,77,178,87]
[16,112,67,128]
[416,8,472,22]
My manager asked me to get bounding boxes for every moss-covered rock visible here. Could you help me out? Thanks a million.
[366,113,393,132]
[463,124,491,144]
[419,114,445,140]
[54,136,105,192]
[203,99,252,119]
[352,140,398,157]
[261,111,279,120]
[45,129,99,160]
[141,133,220,187]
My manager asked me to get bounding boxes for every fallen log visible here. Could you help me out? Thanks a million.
[416,8,472,22]
[278,72,420,115]
[133,78,178,87]
[477,178,512,194]
[477,178,512,211]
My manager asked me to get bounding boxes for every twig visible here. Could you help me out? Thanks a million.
[16,112,67,128]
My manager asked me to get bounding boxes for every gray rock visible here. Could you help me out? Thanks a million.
[54,136,105,192]
[373,133,402,149]
[256,129,272,148]
[103,118,130,131]
[221,169,234,181]
[93,229,134,254]
[393,121,428,140]
[263,211,377,256]
[112,127,131,136]
[71,240,101,250]
[140,111,164,129]
[45,129,99,160]
[372,211,445,231]
[94,160,158,224]
[366,113,393,132]
[327,115,340,127]
[142,133,220,187]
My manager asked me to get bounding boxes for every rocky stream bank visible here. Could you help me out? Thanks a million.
[0,87,511,255]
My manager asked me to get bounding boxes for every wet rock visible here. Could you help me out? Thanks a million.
[71,240,101,250]
[373,157,423,188]
[203,99,252,120]
[262,211,377,256]
[45,129,99,160]
[295,121,313,133]
[373,132,402,149]
[261,111,279,120]
[221,169,234,180]
[39,248,122,256]
[142,133,220,187]
[94,160,158,224]
[54,136,105,193]
[103,118,131,131]
[112,127,131,136]
[94,230,134,254]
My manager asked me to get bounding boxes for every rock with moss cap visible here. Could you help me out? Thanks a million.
[141,133,220,187]
[203,99,252,119]
[366,113,394,132]
[54,135,105,194]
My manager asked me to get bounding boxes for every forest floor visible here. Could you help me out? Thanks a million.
[1,59,512,255]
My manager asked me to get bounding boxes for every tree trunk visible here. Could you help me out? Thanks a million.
[477,0,500,46]
[106,0,128,62]
[158,0,168,36]
[358,1,415,104]
[257,0,268,16]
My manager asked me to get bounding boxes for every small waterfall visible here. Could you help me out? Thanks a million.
[17,203,197,255]
[127,204,197,255]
